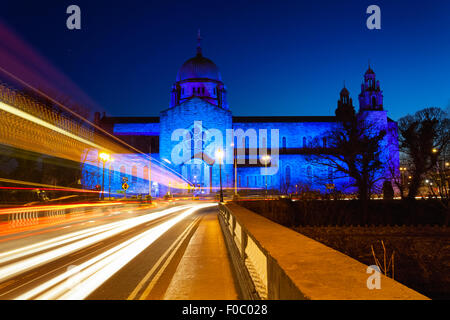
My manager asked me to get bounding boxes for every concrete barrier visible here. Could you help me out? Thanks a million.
[218,203,429,300]
[0,203,132,227]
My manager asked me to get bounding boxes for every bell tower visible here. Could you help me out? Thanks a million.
[335,83,355,120]
[358,63,383,112]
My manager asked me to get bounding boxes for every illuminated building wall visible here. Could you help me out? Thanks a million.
[95,44,399,196]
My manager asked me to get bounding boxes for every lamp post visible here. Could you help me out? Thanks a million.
[162,158,172,198]
[108,158,114,200]
[148,145,152,203]
[399,167,406,186]
[99,152,111,200]
[231,143,237,196]
[215,148,224,202]
[262,155,271,199]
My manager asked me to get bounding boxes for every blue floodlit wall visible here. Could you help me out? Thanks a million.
[232,120,354,193]
[113,123,160,136]
[90,60,400,196]
[81,151,164,198]
[159,97,233,193]
[97,109,398,195]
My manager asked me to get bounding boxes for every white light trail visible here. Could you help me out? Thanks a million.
[0,101,106,151]
[14,203,215,300]
[0,205,193,282]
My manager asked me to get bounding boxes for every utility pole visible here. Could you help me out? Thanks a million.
[234,143,237,196]
[108,162,112,200]
[149,144,152,203]
[101,160,105,200]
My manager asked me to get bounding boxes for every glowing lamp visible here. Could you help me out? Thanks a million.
[99,152,110,162]
[262,155,271,163]
[215,149,224,161]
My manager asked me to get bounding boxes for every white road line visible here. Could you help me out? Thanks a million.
[127,215,201,300]
[20,204,215,300]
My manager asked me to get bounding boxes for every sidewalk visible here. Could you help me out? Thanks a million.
[163,211,239,300]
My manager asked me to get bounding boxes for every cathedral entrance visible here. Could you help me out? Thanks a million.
[181,158,212,195]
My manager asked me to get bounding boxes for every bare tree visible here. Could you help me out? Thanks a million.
[307,111,386,213]
[398,107,450,200]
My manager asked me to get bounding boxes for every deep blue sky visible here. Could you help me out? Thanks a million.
[1,0,450,121]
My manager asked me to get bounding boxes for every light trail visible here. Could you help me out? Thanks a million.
[0,202,121,215]
[0,101,108,152]
[12,203,216,300]
[0,204,194,282]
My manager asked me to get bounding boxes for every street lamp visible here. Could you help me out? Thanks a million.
[399,167,407,186]
[99,152,111,200]
[215,148,224,202]
[230,142,238,197]
[262,154,271,198]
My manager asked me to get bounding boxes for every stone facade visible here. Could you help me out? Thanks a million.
[87,42,399,197]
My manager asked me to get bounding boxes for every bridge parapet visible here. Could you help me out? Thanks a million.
[218,203,429,300]
[0,202,138,227]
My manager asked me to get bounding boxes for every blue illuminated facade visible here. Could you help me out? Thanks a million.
[94,40,399,197]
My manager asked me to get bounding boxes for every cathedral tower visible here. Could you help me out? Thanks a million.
[335,84,355,120]
[169,30,228,109]
[358,64,383,112]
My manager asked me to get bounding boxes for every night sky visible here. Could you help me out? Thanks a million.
[1,0,450,121]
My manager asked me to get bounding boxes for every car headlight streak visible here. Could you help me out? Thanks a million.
[4,203,215,300]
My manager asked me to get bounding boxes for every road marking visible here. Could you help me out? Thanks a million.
[127,216,200,300]
[22,272,38,279]
[69,242,104,257]
[0,280,16,290]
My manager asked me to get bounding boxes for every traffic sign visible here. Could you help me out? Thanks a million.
[122,177,128,183]
[122,183,129,190]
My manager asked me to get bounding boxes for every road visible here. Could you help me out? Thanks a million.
[0,201,218,300]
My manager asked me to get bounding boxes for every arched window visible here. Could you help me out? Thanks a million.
[120,166,126,182]
[143,166,149,181]
[131,166,137,183]
[372,96,377,108]
[286,166,291,185]
[282,137,287,151]
[307,166,312,184]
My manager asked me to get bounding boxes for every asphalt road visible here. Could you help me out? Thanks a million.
[0,201,217,300]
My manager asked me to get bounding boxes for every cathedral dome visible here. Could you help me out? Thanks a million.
[176,53,222,82]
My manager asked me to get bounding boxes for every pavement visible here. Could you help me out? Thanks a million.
[162,210,239,300]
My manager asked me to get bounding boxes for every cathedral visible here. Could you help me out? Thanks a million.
[89,36,399,197]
